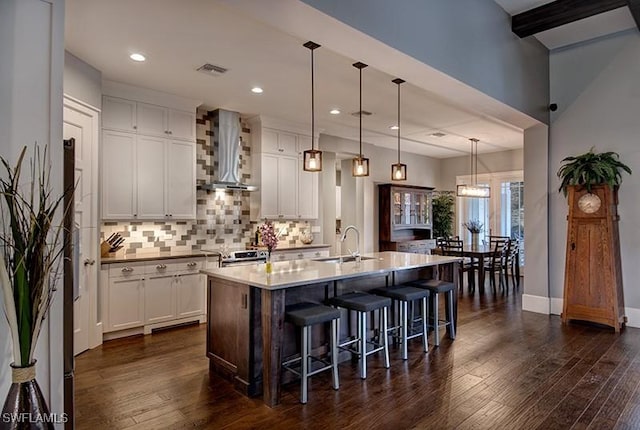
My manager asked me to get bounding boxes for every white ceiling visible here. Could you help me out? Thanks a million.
[494,0,637,50]
[66,0,526,159]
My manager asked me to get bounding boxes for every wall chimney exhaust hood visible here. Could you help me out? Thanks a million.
[200,109,258,191]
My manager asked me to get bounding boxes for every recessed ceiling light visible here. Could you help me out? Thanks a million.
[389,125,399,130]
[129,53,146,62]
[251,87,263,94]
[330,109,341,115]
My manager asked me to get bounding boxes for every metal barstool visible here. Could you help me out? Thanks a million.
[282,302,340,404]
[372,284,430,360]
[409,279,455,346]
[329,292,391,379]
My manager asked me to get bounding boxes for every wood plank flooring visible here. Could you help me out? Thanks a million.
[75,288,640,429]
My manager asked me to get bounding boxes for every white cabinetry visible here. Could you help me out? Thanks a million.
[102,258,206,338]
[250,118,319,220]
[272,247,330,262]
[101,94,196,220]
[104,96,195,141]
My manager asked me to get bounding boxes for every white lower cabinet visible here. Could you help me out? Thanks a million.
[176,273,205,318]
[145,274,176,324]
[107,277,145,331]
[103,258,205,337]
[272,248,330,262]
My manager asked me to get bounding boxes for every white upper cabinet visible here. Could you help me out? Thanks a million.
[250,118,319,220]
[136,135,166,219]
[103,97,137,132]
[101,93,197,221]
[102,130,137,218]
[166,140,196,219]
[103,96,195,141]
[137,102,168,137]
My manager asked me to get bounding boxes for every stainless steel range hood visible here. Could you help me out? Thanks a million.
[200,109,257,191]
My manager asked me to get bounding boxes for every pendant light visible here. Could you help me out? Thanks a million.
[391,78,406,181]
[352,62,369,177]
[303,41,322,172]
[456,138,490,198]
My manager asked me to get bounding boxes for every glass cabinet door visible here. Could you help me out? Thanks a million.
[392,190,403,226]
[402,192,412,225]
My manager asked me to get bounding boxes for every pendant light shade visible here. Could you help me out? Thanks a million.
[352,61,369,177]
[391,78,406,181]
[303,41,322,172]
[456,138,490,198]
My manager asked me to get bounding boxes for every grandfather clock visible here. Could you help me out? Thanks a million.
[562,185,625,332]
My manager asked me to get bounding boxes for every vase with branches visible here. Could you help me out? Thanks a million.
[1,146,71,429]
[259,220,278,274]
[463,219,484,248]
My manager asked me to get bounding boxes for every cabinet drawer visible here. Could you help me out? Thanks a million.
[108,262,145,279]
[145,258,204,275]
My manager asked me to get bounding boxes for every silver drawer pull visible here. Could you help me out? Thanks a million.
[298,253,304,258]
[187,262,197,267]
[156,264,167,270]
[121,267,133,273]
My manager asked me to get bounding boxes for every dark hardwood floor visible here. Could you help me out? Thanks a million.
[75,286,640,429]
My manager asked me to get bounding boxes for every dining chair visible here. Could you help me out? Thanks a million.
[441,239,478,294]
[504,238,520,292]
[482,238,508,294]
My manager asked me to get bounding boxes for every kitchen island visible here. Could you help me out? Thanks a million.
[201,251,461,407]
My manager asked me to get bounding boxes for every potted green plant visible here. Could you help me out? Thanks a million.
[432,192,455,239]
[557,147,631,196]
[1,146,70,429]
[462,219,484,248]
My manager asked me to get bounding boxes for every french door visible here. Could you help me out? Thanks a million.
[456,170,524,267]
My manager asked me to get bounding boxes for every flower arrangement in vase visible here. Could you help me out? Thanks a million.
[462,219,484,248]
[259,220,278,274]
[1,146,72,429]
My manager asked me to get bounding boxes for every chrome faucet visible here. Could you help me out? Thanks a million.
[340,225,360,262]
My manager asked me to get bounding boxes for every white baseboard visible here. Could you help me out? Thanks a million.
[522,294,549,314]
[550,298,563,315]
[544,297,640,329]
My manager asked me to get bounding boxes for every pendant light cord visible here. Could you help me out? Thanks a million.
[359,66,363,158]
[397,82,401,163]
[311,47,315,151]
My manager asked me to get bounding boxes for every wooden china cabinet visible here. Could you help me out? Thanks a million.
[379,184,435,253]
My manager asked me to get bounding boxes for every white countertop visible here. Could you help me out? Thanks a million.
[201,251,462,290]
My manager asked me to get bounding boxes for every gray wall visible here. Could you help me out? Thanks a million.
[301,0,549,124]
[1,0,65,410]
[549,30,640,313]
[439,148,524,191]
[64,51,102,108]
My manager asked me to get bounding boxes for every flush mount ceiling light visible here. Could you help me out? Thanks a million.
[457,138,490,198]
[352,62,369,177]
[302,41,322,172]
[251,87,263,94]
[329,109,341,115]
[391,78,407,181]
[129,53,146,62]
[389,125,399,130]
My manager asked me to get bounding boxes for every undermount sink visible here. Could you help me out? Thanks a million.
[313,255,375,263]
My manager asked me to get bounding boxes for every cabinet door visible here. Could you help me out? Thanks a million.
[260,154,279,218]
[144,275,176,324]
[168,109,196,141]
[278,132,298,156]
[176,273,205,318]
[137,102,168,137]
[166,140,196,218]
[102,96,137,132]
[136,135,166,218]
[102,130,136,219]
[278,156,298,218]
[297,139,318,219]
[262,129,279,153]
[107,277,144,331]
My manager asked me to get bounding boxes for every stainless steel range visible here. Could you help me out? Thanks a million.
[220,250,268,267]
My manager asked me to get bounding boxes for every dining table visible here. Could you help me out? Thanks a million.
[433,244,495,294]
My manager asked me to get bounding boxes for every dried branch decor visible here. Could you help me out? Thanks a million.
[1,146,71,368]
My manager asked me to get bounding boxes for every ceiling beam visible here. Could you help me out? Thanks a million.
[512,0,627,38]
[627,0,640,29]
